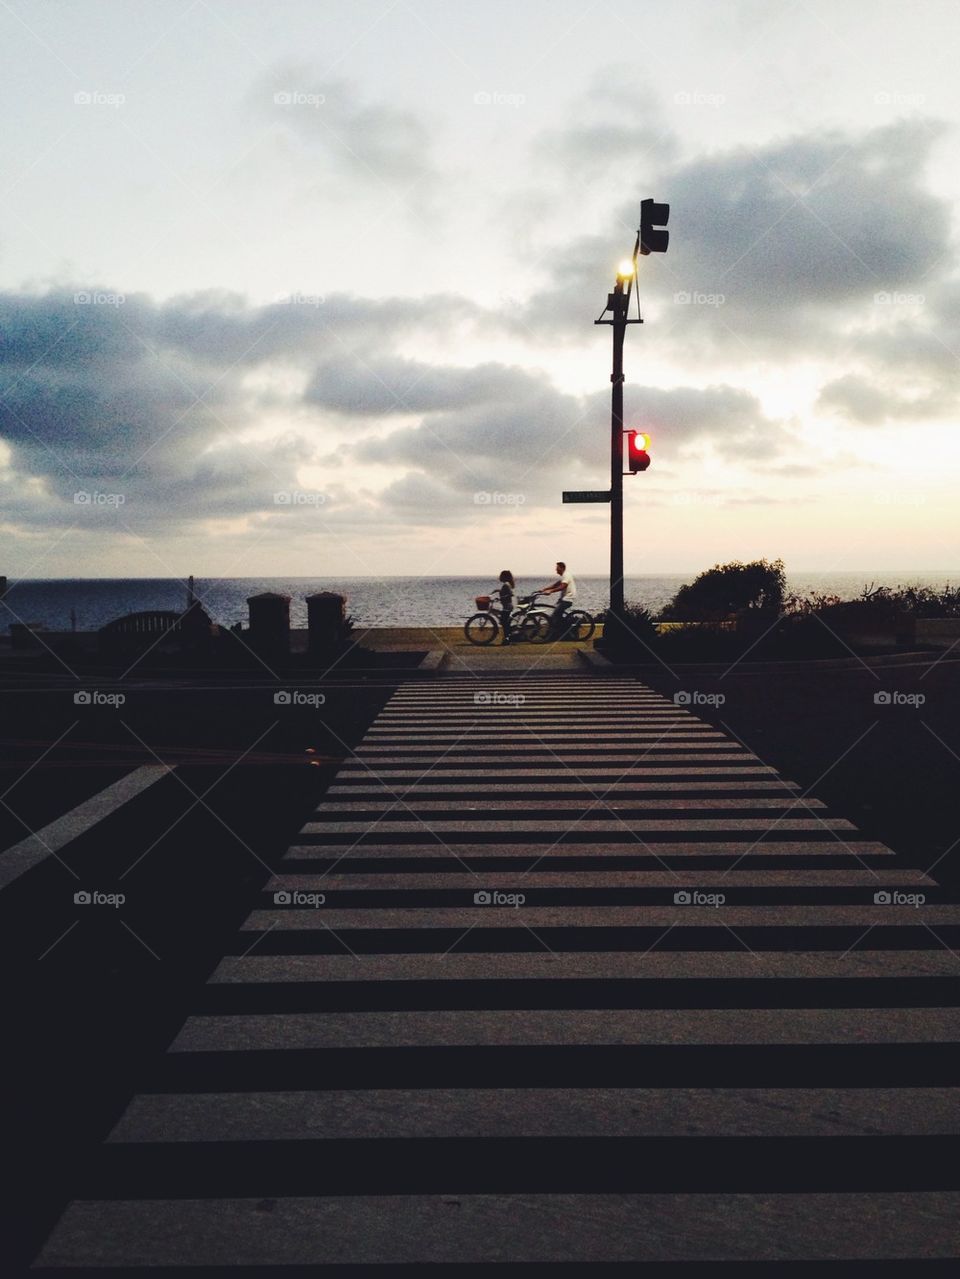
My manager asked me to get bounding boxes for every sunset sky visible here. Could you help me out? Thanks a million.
[1,0,958,579]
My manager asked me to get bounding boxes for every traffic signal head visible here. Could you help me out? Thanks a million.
[627,430,651,472]
[639,198,669,255]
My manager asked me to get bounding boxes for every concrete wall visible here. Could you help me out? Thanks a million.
[916,618,960,648]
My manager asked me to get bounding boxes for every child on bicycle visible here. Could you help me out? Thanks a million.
[498,570,515,645]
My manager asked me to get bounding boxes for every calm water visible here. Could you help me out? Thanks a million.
[2,573,958,632]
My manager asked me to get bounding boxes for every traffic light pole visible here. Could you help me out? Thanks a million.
[609,284,628,621]
[591,199,668,639]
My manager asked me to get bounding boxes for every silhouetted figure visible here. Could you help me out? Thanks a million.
[498,570,515,645]
[540,561,576,635]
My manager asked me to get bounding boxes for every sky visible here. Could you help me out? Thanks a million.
[0,0,958,580]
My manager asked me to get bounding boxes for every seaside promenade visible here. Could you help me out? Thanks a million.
[31,661,960,1267]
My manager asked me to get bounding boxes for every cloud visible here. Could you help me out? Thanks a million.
[533,68,679,183]
[247,65,437,188]
[0,286,488,532]
[817,372,953,424]
[0,285,804,543]
[663,118,951,321]
[347,375,792,516]
[305,355,536,416]
[520,115,954,359]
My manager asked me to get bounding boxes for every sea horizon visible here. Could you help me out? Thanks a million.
[3,570,958,632]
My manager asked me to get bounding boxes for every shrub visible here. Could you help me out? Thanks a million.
[661,558,786,622]
[784,583,960,624]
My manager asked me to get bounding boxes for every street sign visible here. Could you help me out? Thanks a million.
[563,490,611,503]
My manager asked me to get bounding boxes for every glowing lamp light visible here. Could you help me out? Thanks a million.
[617,260,635,278]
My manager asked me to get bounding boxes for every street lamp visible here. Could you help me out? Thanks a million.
[594,201,670,636]
[596,232,641,629]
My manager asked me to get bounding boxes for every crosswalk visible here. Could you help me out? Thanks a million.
[34,675,960,1267]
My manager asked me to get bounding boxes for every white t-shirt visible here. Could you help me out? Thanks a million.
[559,571,576,601]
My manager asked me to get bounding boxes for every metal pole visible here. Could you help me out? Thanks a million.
[609,285,627,621]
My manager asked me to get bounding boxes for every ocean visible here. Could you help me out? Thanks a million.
[2,573,958,633]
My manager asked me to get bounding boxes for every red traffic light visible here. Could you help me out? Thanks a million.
[627,430,651,472]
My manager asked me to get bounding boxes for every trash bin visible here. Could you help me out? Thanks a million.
[247,592,291,660]
[306,592,346,654]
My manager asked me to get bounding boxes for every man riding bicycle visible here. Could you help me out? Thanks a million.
[539,561,576,636]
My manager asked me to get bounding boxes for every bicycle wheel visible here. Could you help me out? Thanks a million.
[516,611,549,643]
[563,610,595,641]
[464,612,499,646]
[523,610,553,642]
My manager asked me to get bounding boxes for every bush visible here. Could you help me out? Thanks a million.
[784,583,960,625]
[661,558,786,622]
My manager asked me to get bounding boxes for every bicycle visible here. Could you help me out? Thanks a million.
[463,591,548,646]
[523,592,596,642]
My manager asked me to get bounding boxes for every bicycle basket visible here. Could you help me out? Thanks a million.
[475,595,492,610]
